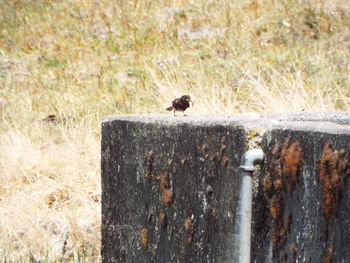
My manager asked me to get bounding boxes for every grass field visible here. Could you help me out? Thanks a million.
[0,0,349,261]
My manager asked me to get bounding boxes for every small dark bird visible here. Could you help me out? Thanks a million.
[166,95,192,116]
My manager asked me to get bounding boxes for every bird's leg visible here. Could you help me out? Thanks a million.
[183,111,187,116]
[173,110,177,117]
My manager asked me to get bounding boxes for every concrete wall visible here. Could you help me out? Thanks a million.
[101,113,350,262]
[256,125,350,263]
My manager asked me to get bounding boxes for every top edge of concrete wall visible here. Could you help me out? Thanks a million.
[102,111,350,134]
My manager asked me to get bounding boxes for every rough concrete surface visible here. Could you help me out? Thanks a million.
[101,112,350,263]
[101,115,247,262]
[255,128,350,263]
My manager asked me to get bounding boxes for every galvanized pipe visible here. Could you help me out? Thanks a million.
[238,149,264,263]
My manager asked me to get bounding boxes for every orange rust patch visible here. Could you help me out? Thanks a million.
[263,137,303,252]
[323,246,333,263]
[162,188,174,205]
[158,173,174,206]
[263,144,282,198]
[271,144,280,155]
[317,143,350,260]
[184,216,193,232]
[140,228,148,248]
[221,155,229,167]
[270,194,283,220]
[273,178,283,191]
[288,242,297,258]
[199,143,209,153]
[263,173,273,193]
[272,225,287,250]
[160,212,167,229]
[318,143,349,225]
[159,173,170,189]
[281,139,302,195]
[219,144,229,167]
[184,216,194,245]
[211,208,218,218]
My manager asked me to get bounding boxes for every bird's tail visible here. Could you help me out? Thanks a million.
[166,106,173,111]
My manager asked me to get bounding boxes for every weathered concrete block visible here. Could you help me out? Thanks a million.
[254,123,350,263]
[101,113,350,263]
[101,115,249,262]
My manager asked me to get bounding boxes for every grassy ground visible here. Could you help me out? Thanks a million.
[0,0,349,261]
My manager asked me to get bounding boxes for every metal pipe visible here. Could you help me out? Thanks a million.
[238,149,264,263]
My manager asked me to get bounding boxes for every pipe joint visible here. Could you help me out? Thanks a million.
[239,148,264,172]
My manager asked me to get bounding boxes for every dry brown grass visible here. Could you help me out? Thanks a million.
[0,120,100,261]
[0,0,350,261]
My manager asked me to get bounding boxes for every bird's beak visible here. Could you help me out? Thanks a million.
[189,99,194,105]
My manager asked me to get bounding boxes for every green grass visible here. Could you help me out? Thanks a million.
[0,0,349,261]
